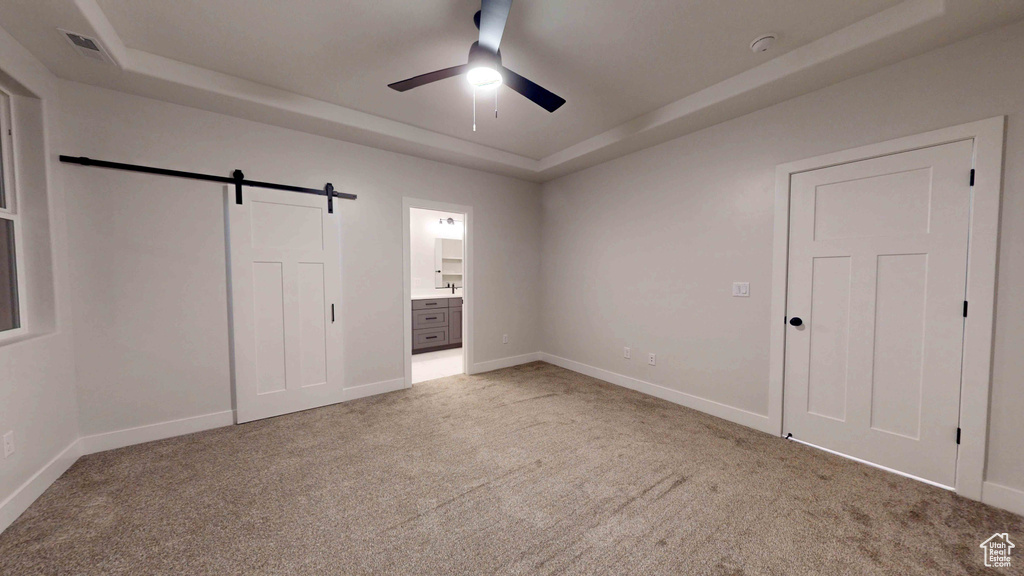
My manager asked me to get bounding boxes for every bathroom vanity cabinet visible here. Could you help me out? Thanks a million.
[412,297,463,354]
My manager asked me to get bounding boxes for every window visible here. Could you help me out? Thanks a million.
[0,88,21,334]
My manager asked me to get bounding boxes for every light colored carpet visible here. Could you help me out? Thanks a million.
[1,362,1020,575]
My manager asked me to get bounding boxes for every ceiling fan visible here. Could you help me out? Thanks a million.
[388,0,566,113]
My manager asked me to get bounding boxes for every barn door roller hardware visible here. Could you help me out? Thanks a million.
[59,156,356,213]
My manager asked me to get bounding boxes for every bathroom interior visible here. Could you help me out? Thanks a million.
[410,207,465,383]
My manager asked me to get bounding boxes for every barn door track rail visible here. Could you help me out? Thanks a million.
[59,155,356,213]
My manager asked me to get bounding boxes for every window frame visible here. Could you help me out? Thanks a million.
[0,86,28,341]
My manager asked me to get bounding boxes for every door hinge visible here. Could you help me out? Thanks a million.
[970,169,975,186]
[963,301,968,318]
[956,427,961,445]
[331,304,335,323]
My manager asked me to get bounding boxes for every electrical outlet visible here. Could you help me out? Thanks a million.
[3,431,13,459]
[624,347,631,359]
[732,282,750,297]
[648,353,656,366]
[502,334,509,344]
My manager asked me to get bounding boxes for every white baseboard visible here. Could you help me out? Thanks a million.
[983,482,1024,517]
[539,353,773,434]
[0,439,81,534]
[470,352,542,374]
[345,377,407,401]
[79,410,235,456]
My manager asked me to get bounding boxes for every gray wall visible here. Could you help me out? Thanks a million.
[0,27,79,525]
[59,81,542,437]
[540,21,1024,492]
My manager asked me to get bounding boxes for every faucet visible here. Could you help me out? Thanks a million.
[450,283,456,294]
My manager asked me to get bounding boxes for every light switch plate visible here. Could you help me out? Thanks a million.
[3,431,13,459]
[732,282,750,297]
[624,347,631,359]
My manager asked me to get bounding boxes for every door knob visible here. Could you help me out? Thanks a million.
[789,317,803,327]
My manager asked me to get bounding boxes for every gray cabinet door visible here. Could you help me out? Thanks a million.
[449,307,462,343]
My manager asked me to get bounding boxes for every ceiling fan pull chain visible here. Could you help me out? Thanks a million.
[473,86,477,132]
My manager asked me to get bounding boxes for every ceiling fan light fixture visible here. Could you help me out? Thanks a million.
[467,66,503,88]
[388,1,565,113]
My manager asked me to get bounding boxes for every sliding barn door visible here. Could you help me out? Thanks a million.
[227,188,343,423]
[784,140,973,487]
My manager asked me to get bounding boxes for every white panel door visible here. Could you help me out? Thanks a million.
[228,188,343,423]
[784,140,973,487]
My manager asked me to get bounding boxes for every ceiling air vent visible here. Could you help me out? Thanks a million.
[58,28,116,65]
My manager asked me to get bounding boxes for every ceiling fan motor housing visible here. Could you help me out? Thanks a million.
[468,42,501,69]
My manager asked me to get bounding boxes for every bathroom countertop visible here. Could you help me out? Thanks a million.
[412,292,463,300]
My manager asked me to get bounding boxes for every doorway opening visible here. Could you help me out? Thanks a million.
[405,202,470,384]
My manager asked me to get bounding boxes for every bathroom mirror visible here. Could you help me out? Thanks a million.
[434,238,463,288]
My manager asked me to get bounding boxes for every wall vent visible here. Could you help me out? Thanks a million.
[58,28,116,65]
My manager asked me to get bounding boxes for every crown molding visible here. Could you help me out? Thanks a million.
[69,0,946,182]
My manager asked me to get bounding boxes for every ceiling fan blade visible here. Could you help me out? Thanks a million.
[388,64,469,92]
[479,0,513,53]
[501,67,566,112]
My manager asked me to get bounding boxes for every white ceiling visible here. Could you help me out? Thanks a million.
[92,0,905,159]
[1,0,1022,180]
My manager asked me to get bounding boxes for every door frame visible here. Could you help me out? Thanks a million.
[402,198,473,387]
[767,116,1005,501]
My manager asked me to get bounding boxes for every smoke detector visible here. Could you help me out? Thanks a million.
[58,28,116,66]
[750,34,777,54]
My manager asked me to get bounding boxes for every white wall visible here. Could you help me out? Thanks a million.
[540,21,1024,494]
[58,81,542,437]
[410,208,463,296]
[0,27,80,530]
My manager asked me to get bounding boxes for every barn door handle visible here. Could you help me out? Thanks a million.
[789,317,803,327]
